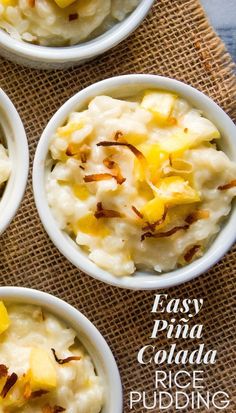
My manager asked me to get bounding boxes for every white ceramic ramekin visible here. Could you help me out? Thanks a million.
[0,286,123,413]
[33,74,236,290]
[0,89,28,234]
[0,0,154,70]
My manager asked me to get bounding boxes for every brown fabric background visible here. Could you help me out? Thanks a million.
[0,0,235,411]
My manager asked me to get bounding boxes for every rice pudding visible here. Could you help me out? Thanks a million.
[46,90,236,276]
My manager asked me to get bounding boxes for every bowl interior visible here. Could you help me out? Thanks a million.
[0,287,122,413]
[0,0,154,64]
[0,91,28,234]
[34,75,236,289]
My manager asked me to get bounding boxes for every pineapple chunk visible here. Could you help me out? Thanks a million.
[138,182,153,201]
[123,131,147,146]
[180,110,220,143]
[156,176,200,206]
[0,0,17,5]
[141,197,165,224]
[29,348,57,391]
[158,131,191,155]
[54,0,76,8]
[74,213,110,237]
[0,301,10,335]
[57,121,84,138]
[136,143,168,183]
[72,184,90,201]
[141,90,177,125]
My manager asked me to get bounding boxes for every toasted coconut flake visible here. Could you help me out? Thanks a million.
[184,245,201,263]
[23,382,32,400]
[42,405,65,413]
[103,158,115,169]
[28,0,35,7]
[80,144,90,163]
[0,365,8,379]
[141,224,189,242]
[184,128,188,133]
[95,202,122,219]
[97,201,103,211]
[84,173,114,183]
[54,408,66,413]
[142,207,168,232]
[114,131,124,141]
[103,157,126,184]
[97,141,146,162]
[168,117,177,126]
[1,373,18,398]
[69,13,78,21]
[66,144,77,157]
[31,389,49,399]
[218,179,236,190]
[51,349,81,365]
[132,206,144,219]
[185,209,209,225]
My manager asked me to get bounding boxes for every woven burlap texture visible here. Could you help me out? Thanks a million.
[0,0,235,412]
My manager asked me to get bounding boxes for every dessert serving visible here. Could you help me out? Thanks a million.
[0,301,104,412]
[0,0,139,46]
[46,89,236,277]
[0,130,11,199]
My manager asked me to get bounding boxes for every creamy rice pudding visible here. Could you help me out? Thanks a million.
[46,90,236,276]
[0,0,139,46]
[0,301,104,412]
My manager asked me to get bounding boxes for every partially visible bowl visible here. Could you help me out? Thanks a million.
[0,286,123,413]
[0,89,28,234]
[33,74,236,290]
[0,0,154,70]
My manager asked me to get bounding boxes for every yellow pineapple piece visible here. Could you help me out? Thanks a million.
[29,348,57,391]
[158,131,191,155]
[0,301,10,335]
[136,143,168,183]
[141,197,165,224]
[141,90,177,126]
[0,0,17,6]
[57,121,84,139]
[123,131,147,146]
[74,213,110,237]
[156,176,200,206]
[72,184,90,201]
[54,0,76,8]
[138,182,153,201]
[180,111,220,144]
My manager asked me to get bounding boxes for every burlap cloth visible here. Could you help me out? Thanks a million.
[0,0,235,412]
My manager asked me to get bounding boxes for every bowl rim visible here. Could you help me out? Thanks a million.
[33,74,236,290]
[0,286,123,413]
[0,0,154,62]
[0,89,29,234]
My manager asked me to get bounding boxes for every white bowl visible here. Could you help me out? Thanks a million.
[33,74,236,290]
[0,89,28,234]
[0,286,123,413]
[0,0,154,70]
